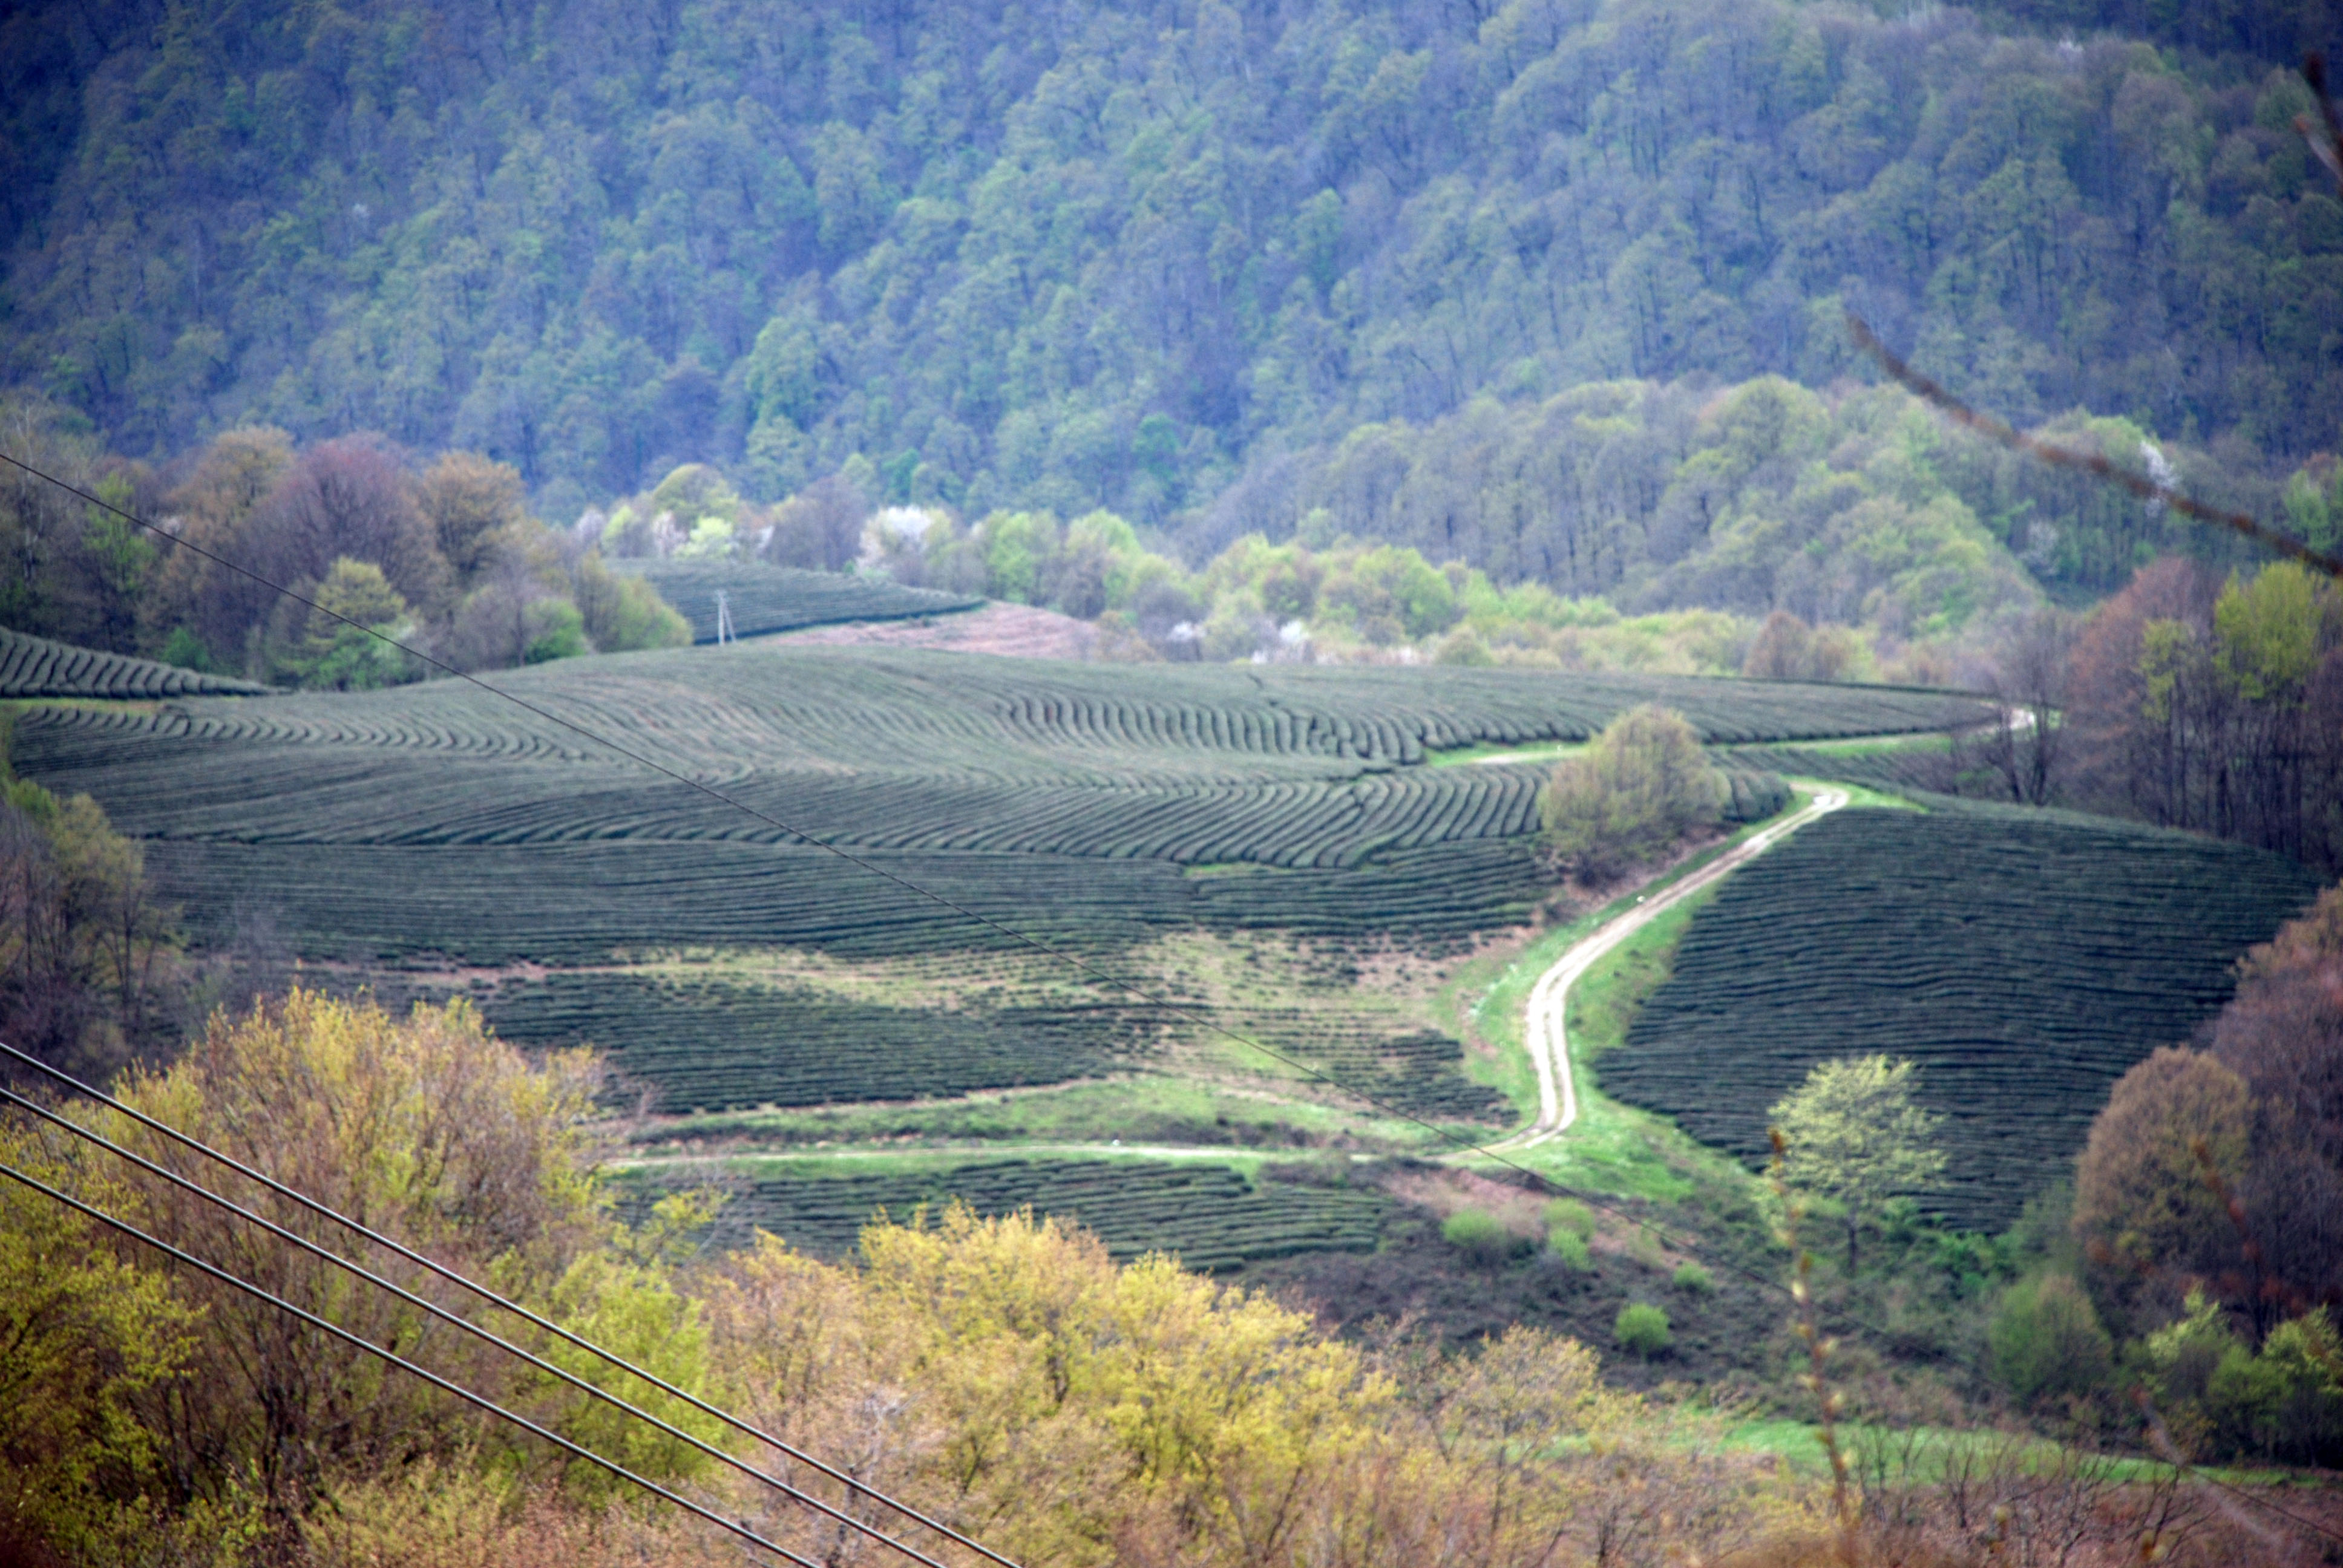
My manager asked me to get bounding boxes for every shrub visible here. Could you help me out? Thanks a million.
[1442,1208,1521,1266]
[1720,769,1792,824]
[1614,1302,1672,1359]
[159,625,214,672]
[573,555,692,651]
[1542,1198,1594,1238]
[1987,1273,2112,1402]
[2204,1310,2343,1465]
[523,599,589,663]
[1547,1227,1592,1271]
[1540,705,1726,878]
[1671,1262,1714,1295]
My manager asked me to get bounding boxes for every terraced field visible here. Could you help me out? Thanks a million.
[366,948,1508,1120]
[1601,806,2325,1229]
[467,973,1167,1110]
[1712,743,1955,797]
[629,1158,1392,1271]
[7,642,1990,1112]
[0,628,269,698]
[608,558,980,642]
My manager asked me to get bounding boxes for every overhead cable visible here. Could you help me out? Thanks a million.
[0,1157,822,1568]
[0,1075,963,1568]
[0,1038,1017,1568]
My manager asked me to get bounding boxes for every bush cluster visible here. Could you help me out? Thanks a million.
[0,990,1808,1568]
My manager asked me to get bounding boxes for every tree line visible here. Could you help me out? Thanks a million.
[0,396,689,685]
[1959,554,2343,872]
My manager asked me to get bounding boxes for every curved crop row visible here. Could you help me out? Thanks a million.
[1601,808,2324,1229]
[628,1158,1391,1272]
[142,838,1547,965]
[1711,743,1953,795]
[608,558,981,642]
[0,629,269,699]
[13,652,1990,877]
[15,648,1994,776]
[461,972,1164,1110]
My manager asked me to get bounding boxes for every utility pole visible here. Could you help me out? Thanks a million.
[714,589,735,645]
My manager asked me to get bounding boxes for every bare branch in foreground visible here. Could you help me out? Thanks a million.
[2295,53,2343,197]
[1844,312,2343,580]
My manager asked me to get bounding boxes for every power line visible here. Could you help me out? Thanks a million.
[6,454,2338,1552]
[0,1076,964,1568]
[0,1038,1018,1568]
[0,1157,824,1568]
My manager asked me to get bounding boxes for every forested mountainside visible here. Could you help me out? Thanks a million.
[3,0,2338,550]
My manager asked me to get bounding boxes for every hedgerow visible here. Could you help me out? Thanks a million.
[0,627,269,698]
[1601,808,2325,1229]
[628,1158,1391,1272]
[607,558,980,642]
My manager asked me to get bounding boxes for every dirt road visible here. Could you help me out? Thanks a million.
[1486,785,1850,1153]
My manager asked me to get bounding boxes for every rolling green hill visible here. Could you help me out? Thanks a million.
[8,645,1989,1116]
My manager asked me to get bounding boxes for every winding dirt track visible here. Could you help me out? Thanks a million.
[1486,786,1850,1153]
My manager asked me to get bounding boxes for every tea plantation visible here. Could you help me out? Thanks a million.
[14,648,1990,965]
[1601,805,2325,1230]
[629,1157,1392,1271]
[11,655,1985,851]
[607,558,980,642]
[369,958,1507,1119]
[4,639,1990,1115]
[0,627,269,699]
[136,837,1553,962]
[466,973,1167,1110]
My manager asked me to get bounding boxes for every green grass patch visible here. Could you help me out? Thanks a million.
[626,1072,1450,1156]
[1712,1420,2293,1487]
[1426,740,1590,768]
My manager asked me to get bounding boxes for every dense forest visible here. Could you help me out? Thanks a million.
[4,0,2340,579]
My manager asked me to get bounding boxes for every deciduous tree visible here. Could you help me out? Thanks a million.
[2071,1046,2253,1328]
[1768,1054,1948,1270]
[1541,705,1727,880]
[96,990,710,1520]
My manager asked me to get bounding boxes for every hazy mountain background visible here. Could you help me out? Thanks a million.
[2,0,2338,607]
